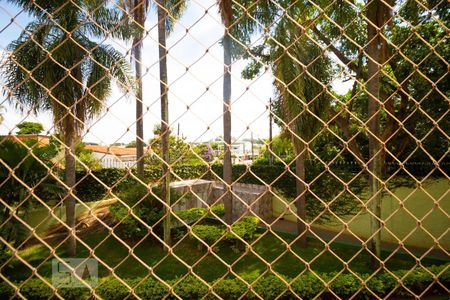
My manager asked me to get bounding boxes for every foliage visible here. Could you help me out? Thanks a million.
[108,184,175,239]
[74,142,102,171]
[16,121,44,135]
[190,216,260,248]
[175,204,225,224]
[254,135,295,164]
[213,278,248,300]
[253,274,288,299]
[145,134,203,167]
[96,277,140,300]
[290,273,325,299]
[18,278,53,300]
[125,140,137,148]
[228,216,260,241]
[191,224,225,245]
[1,264,448,299]
[0,140,61,245]
[171,275,209,299]
[135,278,169,300]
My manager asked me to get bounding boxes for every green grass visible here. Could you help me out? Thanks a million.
[273,178,450,249]
[20,201,106,235]
[4,228,447,283]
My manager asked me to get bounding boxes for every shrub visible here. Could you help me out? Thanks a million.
[191,224,225,245]
[96,277,139,300]
[211,204,225,217]
[171,275,209,299]
[5,264,449,299]
[135,278,169,300]
[253,274,288,300]
[19,278,53,300]
[175,204,225,225]
[176,207,207,224]
[228,216,260,241]
[213,278,248,300]
[329,273,361,297]
[109,184,179,238]
[57,286,89,300]
[291,272,325,299]
[0,282,14,298]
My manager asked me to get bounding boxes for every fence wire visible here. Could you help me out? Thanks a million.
[0,0,449,299]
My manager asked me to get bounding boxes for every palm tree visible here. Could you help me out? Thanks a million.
[156,0,186,248]
[119,0,146,178]
[0,105,4,124]
[2,0,132,255]
[119,0,186,248]
[218,0,233,224]
[273,33,331,246]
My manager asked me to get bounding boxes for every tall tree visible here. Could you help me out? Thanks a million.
[2,0,132,255]
[240,0,331,245]
[154,0,187,248]
[306,0,448,264]
[119,0,147,178]
[218,0,233,224]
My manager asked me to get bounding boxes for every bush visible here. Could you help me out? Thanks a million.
[229,216,260,241]
[109,184,180,239]
[213,278,248,300]
[291,272,325,299]
[175,207,207,224]
[5,265,449,300]
[191,224,225,245]
[0,282,14,298]
[19,278,53,300]
[96,277,139,300]
[329,273,361,297]
[171,275,209,299]
[253,274,288,300]
[211,203,225,217]
[135,278,169,299]
[175,204,225,225]
[57,286,89,300]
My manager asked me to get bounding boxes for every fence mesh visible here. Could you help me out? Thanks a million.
[0,0,449,299]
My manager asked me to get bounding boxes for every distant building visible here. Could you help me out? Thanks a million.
[0,134,50,147]
[85,145,151,169]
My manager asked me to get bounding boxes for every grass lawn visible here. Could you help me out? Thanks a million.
[4,228,447,283]
[273,178,450,249]
[21,200,108,235]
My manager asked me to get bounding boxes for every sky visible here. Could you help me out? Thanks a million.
[0,0,352,145]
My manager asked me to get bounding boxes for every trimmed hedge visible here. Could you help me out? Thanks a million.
[190,216,260,246]
[175,204,225,224]
[1,265,448,299]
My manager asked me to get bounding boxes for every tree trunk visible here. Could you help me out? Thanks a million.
[134,0,145,179]
[64,128,77,256]
[222,10,233,225]
[293,139,307,246]
[157,0,171,249]
[366,0,387,268]
[268,98,273,166]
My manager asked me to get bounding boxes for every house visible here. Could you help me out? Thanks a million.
[0,134,51,147]
[85,145,151,169]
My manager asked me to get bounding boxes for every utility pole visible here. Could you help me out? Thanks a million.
[251,132,254,161]
[269,98,273,166]
[177,123,180,138]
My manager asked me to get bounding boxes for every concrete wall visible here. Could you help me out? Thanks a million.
[272,178,450,249]
[210,182,272,219]
[169,180,273,220]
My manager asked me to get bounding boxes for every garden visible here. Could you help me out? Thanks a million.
[0,0,449,299]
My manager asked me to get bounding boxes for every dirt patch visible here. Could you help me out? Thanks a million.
[25,199,117,246]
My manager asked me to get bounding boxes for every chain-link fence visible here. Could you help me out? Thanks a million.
[0,0,449,299]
